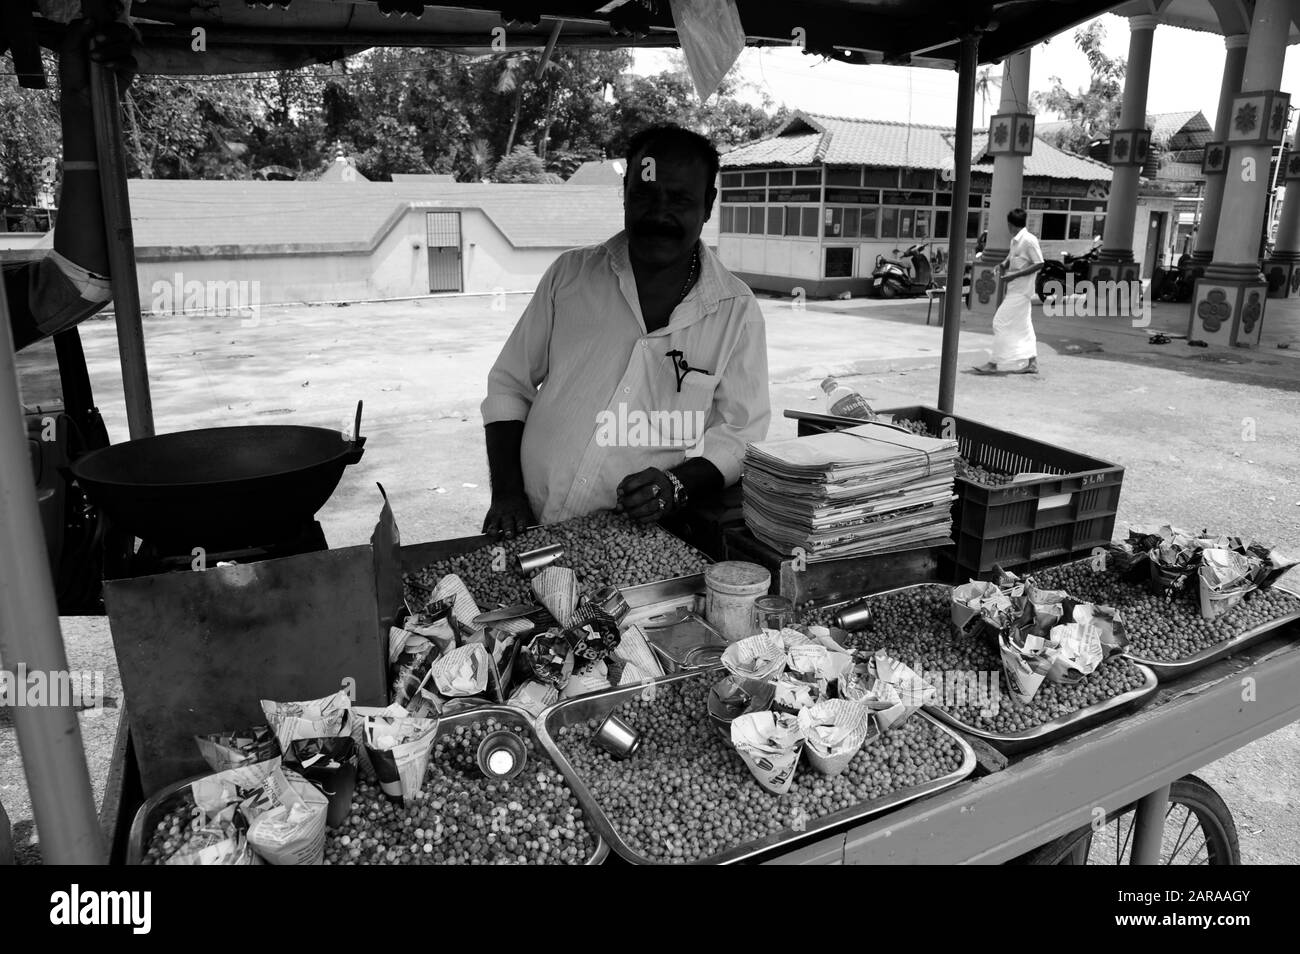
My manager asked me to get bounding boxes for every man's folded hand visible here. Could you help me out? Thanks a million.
[615,468,674,525]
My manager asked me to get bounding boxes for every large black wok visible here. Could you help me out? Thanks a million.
[71,405,365,551]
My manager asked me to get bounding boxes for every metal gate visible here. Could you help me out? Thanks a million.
[426,212,463,292]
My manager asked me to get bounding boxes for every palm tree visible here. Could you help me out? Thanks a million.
[467,137,493,182]
[489,51,565,158]
[976,67,1002,125]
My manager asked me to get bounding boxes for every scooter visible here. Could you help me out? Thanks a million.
[1036,236,1102,303]
[870,244,937,298]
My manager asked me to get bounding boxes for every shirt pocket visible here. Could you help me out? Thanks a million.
[670,371,718,449]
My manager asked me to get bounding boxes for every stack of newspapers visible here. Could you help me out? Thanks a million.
[742,422,958,560]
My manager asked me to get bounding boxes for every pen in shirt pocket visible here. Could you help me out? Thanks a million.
[665,348,713,393]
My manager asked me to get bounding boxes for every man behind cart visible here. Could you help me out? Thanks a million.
[480,124,771,538]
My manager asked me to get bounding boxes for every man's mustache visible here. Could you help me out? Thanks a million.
[632,220,683,238]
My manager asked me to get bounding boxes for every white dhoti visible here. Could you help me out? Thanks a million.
[990,280,1037,369]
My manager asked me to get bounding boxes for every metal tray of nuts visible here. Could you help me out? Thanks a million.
[922,664,1158,756]
[1123,582,1300,680]
[128,705,609,865]
[536,669,977,865]
[810,582,1161,757]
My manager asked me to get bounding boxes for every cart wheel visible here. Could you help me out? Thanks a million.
[1013,775,1240,865]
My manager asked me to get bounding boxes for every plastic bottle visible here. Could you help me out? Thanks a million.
[821,376,875,420]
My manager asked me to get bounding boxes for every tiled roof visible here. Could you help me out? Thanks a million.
[390,173,457,182]
[316,159,370,183]
[1150,110,1209,145]
[722,111,1111,181]
[566,159,627,185]
[123,179,718,254]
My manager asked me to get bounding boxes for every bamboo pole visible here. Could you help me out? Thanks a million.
[0,281,106,865]
[937,32,980,413]
[89,55,154,439]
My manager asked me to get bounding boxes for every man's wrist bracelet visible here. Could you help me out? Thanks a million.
[665,470,688,508]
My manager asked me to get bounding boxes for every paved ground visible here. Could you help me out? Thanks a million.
[5,289,1300,863]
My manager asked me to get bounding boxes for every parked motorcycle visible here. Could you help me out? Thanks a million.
[1035,236,1102,304]
[870,243,937,298]
[1153,253,1199,303]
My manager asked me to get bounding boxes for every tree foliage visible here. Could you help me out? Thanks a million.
[1032,22,1125,154]
[3,45,787,200]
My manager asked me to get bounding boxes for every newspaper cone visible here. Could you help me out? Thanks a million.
[951,581,1005,633]
[998,632,1047,704]
[430,573,484,635]
[614,624,665,678]
[771,677,821,715]
[349,703,407,781]
[721,632,786,681]
[261,690,351,755]
[362,714,439,804]
[530,566,579,627]
[1044,621,1102,685]
[429,643,491,697]
[246,774,329,865]
[194,726,281,789]
[1198,548,1257,619]
[730,710,804,794]
[797,699,877,776]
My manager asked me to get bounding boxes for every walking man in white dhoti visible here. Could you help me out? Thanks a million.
[973,208,1043,375]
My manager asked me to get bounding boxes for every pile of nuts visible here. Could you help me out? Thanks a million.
[324,719,596,865]
[141,796,207,864]
[799,585,1148,734]
[888,418,1011,485]
[405,511,710,608]
[144,718,598,865]
[1027,561,1300,662]
[556,677,966,863]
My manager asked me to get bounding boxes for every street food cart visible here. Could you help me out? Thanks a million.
[4,0,1294,867]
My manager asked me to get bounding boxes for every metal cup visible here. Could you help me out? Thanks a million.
[593,712,642,760]
[592,585,630,625]
[515,543,564,576]
[833,602,873,631]
[476,729,528,780]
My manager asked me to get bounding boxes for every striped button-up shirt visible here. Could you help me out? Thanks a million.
[481,230,770,524]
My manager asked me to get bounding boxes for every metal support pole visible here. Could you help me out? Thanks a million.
[89,57,154,439]
[1128,783,1170,865]
[937,32,979,414]
[0,283,106,865]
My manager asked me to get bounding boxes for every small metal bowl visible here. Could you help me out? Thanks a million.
[833,602,872,631]
[476,729,528,780]
[593,712,642,760]
[706,675,776,741]
[515,544,564,576]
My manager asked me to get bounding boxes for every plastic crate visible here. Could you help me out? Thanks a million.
[877,406,1124,574]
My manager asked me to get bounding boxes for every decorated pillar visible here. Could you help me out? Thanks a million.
[1087,14,1157,288]
[968,50,1032,316]
[1189,34,1250,266]
[1188,0,1290,346]
[1261,115,1300,298]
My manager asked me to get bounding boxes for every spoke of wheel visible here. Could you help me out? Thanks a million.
[1165,806,1197,864]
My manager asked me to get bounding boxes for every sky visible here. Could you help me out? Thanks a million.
[632,12,1300,131]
